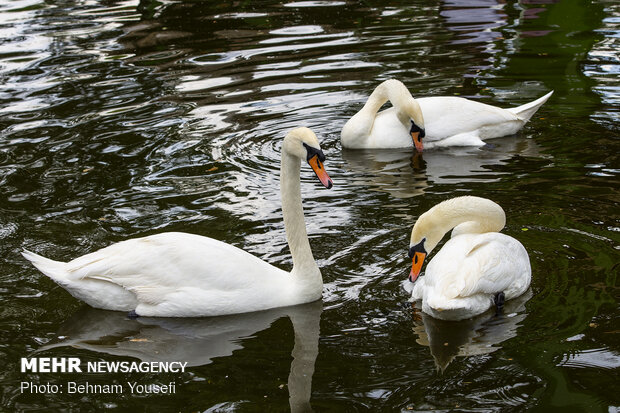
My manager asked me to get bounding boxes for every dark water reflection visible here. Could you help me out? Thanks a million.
[413,290,533,372]
[38,301,322,412]
[1,0,618,411]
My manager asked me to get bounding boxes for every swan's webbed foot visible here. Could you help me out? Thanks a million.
[411,306,423,323]
[127,310,139,319]
[494,292,505,316]
[400,301,423,322]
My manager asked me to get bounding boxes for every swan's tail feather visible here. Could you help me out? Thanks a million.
[508,90,553,122]
[22,249,69,284]
[22,249,138,312]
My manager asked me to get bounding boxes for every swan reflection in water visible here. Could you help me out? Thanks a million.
[40,300,322,412]
[341,136,545,199]
[412,290,533,372]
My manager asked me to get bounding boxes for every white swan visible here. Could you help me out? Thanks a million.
[22,127,333,318]
[341,79,552,151]
[404,196,531,320]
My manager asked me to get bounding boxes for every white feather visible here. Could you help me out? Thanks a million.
[405,197,532,320]
[22,128,330,317]
[341,79,552,150]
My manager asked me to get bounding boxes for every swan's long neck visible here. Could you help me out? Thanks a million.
[281,151,317,274]
[362,79,421,124]
[415,196,506,251]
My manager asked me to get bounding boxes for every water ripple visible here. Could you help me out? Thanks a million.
[0,0,618,411]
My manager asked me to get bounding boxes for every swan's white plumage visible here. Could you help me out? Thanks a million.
[24,233,299,317]
[405,197,531,320]
[23,127,330,318]
[341,79,552,150]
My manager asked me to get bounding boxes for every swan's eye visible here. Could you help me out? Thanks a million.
[408,238,427,258]
[303,142,326,162]
[410,121,425,139]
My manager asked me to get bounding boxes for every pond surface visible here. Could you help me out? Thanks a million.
[1,0,619,411]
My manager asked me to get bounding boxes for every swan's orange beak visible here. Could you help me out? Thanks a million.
[308,155,333,189]
[409,252,426,283]
[411,131,423,152]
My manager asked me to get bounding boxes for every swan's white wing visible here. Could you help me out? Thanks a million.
[426,232,530,300]
[62,232,291,316]
[418,97,522,144]
[459,234,514,296]
[68,233,277,286]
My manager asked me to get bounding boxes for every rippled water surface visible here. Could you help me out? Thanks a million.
[1,0,619,411]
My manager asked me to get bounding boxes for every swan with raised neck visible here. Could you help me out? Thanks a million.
[22,127,333,317]
[281,127,332,276]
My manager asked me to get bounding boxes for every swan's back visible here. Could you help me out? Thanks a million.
[417,97,522,142]
[65,233,281,285]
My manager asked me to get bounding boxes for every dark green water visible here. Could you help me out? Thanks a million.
[1,0,618,411]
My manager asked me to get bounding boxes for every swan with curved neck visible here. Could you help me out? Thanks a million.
[22,127,333,318]
[341,79,552,151]
[406,196,531,320]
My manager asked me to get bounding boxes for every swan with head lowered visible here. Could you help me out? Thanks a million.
[22,127,333,318]
[404,196,531,321]
[341,79,552,151]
